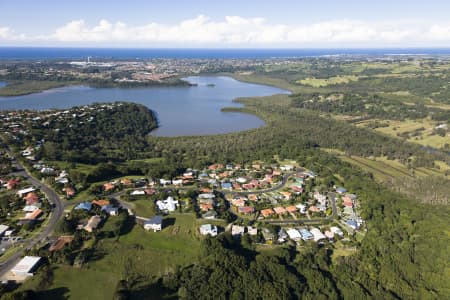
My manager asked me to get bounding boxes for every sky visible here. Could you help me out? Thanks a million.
[1,0,450,48]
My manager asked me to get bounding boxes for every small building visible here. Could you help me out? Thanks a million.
[92,199,110,207]
[49,236,74,252]
[221,182,232,190]
[273,206,287,215]
[75,202,92,211]
[17,187,36,198]
[199,224,218,236]
[24,209,42,220]
[144,215,163,232]
[286,228,302,241]
[231,225,245,237]
[296,204,307,214]
[261,228,275,243]
[260,208,275,218]
[330,226,344,237]
[336,187,347,194]
[11,256,41,277]
[299,229,313,241]
[202,210,217,220]
[310,228,326,242]
[346,219,359,230]
[130,190,145,196]
[238,206,255,214]
[0,224,9,237]
[247,226,258,236]
[156,196,178,212]
[278,228,288,243]
[102,205,119,216]
[84,215,102,232]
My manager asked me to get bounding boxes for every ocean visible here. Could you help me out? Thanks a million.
[1,47,450,60]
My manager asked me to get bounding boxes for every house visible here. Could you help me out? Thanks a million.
[280,191,292,200]
[324,230,334,240]
[144,188,156,195]
[231,199,246,207]
[247,226,258,236]
[144,215,163,232]
[295,204,307,214]
[83,215,102,232]
[330,226,344,237]
[231,225,245,237]
[25,192,39,205]
[75,202,92,211]
[291,185,303,194]
[202,210,217,220]
[200,203,214,212]
[92,199,110,207]
[24,209,42,220]
[11,256,41,277]
[172,179,183,186]
[159,179,172,186]
[198,193,215,199]
[221,182,232,190]
[238,206,255,214]
[299,229,314,241]
[6,179,20,190]
[0,224,9,237]
[120,178,133,186]
[261,228,275,243]
[286,206,298,214]
[17,187,36,198]
[278,228,288,243]
[40,167,55,175]
[346,219,359,230]
[49,236,74,252]
[103,183,115,192]
[156,196,178,212]
[23,205,40,212]
[63,186,76,198]
[286,228,302,241]
[236,177,247,184]
[336,187,347,194]
[273,207,287,215]
[280,165,294,171]
[130,190,145,196]
[308,206,320,213]
[102,205,119,216]
[260,208,275,218]
[310,228,326,242]
[199,224,218,236]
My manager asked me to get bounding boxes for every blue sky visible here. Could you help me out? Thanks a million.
[1,0,450,47]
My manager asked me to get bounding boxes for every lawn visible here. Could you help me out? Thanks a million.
[129,199,155,218]
[19,214,201,300]
[296,75,359,87]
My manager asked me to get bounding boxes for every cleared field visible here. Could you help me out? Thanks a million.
[356,119,449,149]
[19,214,200,300]
[297,75,359,87]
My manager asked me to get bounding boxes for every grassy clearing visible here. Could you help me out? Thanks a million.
[19,214,200,300]
[129,199,155,218]
[331,241,357,264]
[296,75,359,87]
[357,118,449,149]
[0,80,79,97]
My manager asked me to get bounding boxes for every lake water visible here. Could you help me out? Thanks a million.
[0,82,6,88]
[0,76,289,136]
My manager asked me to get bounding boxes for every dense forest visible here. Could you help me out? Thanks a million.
[27,103,157,163]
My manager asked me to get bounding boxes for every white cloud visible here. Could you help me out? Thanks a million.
[2,16,450,46]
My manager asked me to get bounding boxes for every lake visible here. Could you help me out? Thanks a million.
[0,76,289,136]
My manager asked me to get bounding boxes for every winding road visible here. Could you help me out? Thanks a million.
[0,151,64,278]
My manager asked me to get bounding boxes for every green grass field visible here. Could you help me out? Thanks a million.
[296,75,359,87]
[19,214,200,300]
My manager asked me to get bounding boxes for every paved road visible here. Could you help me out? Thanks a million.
[0,151,64,278]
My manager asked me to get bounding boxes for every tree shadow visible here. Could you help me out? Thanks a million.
[35,287,70,300]
[163,217,176,227]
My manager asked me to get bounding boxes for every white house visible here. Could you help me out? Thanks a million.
[172,179,183,186]
[11,256,41,277]
[144,215,163,232]
[199,224,218,236]
[247,226,258,236]
[156,196,178,212]
[286,228,302,241]
[231,225,245,237]
[159,179,172,186]
[130,190,145,196]
[17,187,36,198]
[295,203,307,214]
[310,228,326,242]
[0,224,9,237]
